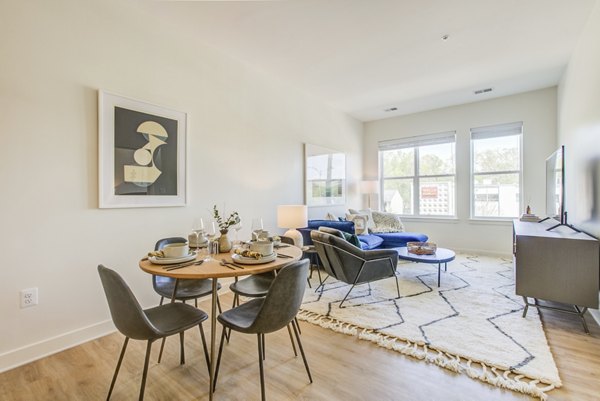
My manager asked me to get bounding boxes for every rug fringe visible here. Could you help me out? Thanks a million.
[297,310,556,400]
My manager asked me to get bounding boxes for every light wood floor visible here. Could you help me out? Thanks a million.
[1,293,599,401]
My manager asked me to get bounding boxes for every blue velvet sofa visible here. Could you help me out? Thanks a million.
[298,220,428,250]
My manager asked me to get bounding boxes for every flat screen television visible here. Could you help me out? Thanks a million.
[545,145,565,224]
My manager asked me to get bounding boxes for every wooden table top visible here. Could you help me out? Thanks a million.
[139,246,303,279]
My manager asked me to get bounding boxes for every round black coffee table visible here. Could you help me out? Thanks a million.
[397,247,455,287]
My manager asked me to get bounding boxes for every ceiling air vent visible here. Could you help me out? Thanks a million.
[474,88,493,95]
[384,107,398,112]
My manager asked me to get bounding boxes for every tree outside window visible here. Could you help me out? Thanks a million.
[379,134,456,217]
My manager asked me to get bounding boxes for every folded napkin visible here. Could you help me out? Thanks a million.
[234,248,264,260]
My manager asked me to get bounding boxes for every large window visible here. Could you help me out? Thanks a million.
[470,122,522,218]
[379,132,456,216]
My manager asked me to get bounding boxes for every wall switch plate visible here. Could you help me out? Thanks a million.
[20,288,38,308]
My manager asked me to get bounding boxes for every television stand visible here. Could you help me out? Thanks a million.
[522,297,589,333]
[513,219,599,333]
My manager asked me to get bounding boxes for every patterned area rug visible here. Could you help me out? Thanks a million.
[298,254,561,400]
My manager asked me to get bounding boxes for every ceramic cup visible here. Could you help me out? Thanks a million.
[250,240,273,256]
[163,243,189,258]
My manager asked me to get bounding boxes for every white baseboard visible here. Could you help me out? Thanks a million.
[0,319,116,374]
[452,247,512,259]
[0,287,237,374]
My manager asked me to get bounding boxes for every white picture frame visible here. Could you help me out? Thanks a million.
[98,90,187,208]
[305,143,346,207]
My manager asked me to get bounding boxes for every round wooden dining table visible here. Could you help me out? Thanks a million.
[139,246,303,400]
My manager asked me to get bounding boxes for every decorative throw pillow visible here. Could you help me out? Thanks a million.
[371,211,404,233]
[345,213,369,235]
[341,232,362,248]
[324,212,338,221]
[348,208,376,232]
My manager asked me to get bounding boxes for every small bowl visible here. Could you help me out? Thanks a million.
[163,243,189,258]
[407,241,437,255]
[249,240,273,256]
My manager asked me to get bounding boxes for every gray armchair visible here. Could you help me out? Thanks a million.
[310,228,400,307]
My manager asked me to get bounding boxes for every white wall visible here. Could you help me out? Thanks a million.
[364,88,558,255]
[0,0,362,371]
[557,1,600,322]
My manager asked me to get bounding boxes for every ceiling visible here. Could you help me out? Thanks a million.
[151,0,597,121]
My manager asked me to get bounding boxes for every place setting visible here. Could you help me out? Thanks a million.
[145,243,203,271]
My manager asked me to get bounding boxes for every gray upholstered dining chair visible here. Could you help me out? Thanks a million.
[153,237,222,308]
[213,259,312,401]
[227,235,302,349]
[98,265,210,401]
[310,228,400,308]
[153,237,223,362]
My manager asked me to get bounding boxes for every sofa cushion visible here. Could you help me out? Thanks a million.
[348,208,376,231]
[371,211,404,233]
[345,213,369,235]
[357,234,384,250]
[342,232,363,248]
[299,220,355,245]
[375,232,429,248]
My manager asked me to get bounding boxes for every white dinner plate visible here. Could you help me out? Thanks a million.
[149,252,197,265]
[231,253,277,265]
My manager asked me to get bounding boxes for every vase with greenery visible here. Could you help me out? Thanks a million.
[213,205,240,252]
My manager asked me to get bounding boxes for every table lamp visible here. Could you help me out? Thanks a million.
[277,205,308,247]
[360,180,379,209]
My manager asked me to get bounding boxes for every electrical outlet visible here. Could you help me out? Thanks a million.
[20,288,38,308]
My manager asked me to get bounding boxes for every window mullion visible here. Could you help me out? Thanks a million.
[414,147,420,216]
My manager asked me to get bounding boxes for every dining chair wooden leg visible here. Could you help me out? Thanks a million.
[139,340,153,401]
[179,331,185,365]
[286,324,297,357]
[257,333,266,401]
[106,337,129,401]
[157,337,166,363]
[212,326,228,392]
[198,324,210,373]
[292,320,312,383]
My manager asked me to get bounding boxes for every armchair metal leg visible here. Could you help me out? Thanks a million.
[292,319,312,383]
[257,333,266,401]
[294,317,301,334]
[139,340,153,401]
[106,337,129,401]
[314,274,330,294]
[339,283,358,308]
[159,297,164,306]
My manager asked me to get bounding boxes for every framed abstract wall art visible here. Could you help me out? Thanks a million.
[98,90,187,208]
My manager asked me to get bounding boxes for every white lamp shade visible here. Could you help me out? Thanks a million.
[360,180,379,194]
[277,205,308,229]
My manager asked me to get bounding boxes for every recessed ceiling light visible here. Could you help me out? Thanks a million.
[474,88,493,95]
[441,34,449,41]
[384,107,398,112]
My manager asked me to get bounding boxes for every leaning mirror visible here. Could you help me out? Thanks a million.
[305,144,346,207]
